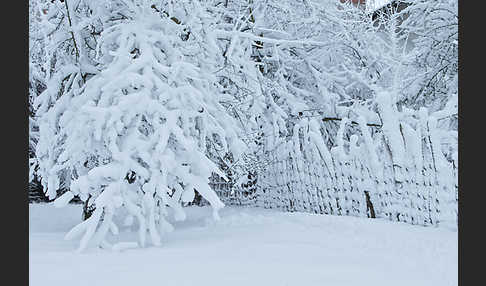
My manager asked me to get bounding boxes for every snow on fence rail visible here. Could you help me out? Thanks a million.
[214,117,458,228]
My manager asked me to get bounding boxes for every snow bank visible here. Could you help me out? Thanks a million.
[29,203,457,286]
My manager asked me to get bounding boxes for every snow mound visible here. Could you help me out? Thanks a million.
[206,211,276,227]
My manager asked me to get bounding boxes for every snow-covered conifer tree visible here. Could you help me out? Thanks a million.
[35,0,245,251]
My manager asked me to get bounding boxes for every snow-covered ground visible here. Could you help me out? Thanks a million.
[29,203,457,286]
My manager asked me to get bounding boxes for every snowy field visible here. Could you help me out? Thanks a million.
[29,203,457,286]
